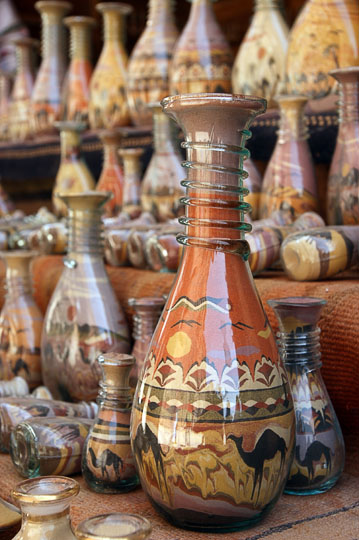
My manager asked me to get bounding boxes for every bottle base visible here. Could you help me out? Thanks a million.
[284,475,341,496]
[83,470,140,494]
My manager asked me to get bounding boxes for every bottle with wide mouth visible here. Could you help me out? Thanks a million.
[131,93,295,531]
[11,476,79,540]
[75,513,151,540]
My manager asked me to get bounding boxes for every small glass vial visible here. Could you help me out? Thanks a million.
[128,297,165,387]
[10,416,93,478]
[268,297,345,495]
[82,353,139,493]
[75,513,151,540]
[11,476,79,540]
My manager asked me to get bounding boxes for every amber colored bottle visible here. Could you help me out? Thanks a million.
[62,16,96,124]
[32,1,72,136]
[89,2,132,130]
[127,0,178,126]
[119,147,143,218]
[0,251,43,390]
[170,0,233,95]
[96,129,124,217]
[52,121,96,217]
[131,94,295,531]
[259,95,318,219]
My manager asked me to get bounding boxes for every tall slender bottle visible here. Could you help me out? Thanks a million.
[170,0,233,94]
[41,192,131,402]
[232,0,289,108]
[62,16,96,124]
[96,129,124,217]
[119,147,143,218]
[127,0,178,126]
[89,2,132,130]
[32,1,72,136]
[327,67,359,225]
[259,95,318,219]
[131,94,295,531]
[0,251,43,390]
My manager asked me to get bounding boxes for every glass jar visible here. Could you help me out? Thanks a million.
[75,514,151,540]
[268,297,345,494]
[96,129,124,217]
[41,192,131,402]
[118,147,143,219]
[11,476,79,540]
[82,353,139,493]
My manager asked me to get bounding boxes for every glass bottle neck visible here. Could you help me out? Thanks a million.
[277,326,322,372]
[103,143,120,167]
[147,0,174,26]
[0,76,10,103]
[5,274,32,298]
[103,12,124,43]
[277,102,308,142]
[98,383,132,409]
[254,0,282,10]
[133,308,162,341]
[67,207,104,256]
[153,112,177,153]
[41,12,66,59]
[16,46,32,74]
[70,25,91,60]
[338,77,359,125]
[60,130,81,161]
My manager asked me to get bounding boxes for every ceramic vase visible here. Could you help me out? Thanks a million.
[259,95,318,219]
[75,514,151,540]
[82,353,139,493]
[119,147,143,218]
[327,67,359,224]
[32,1,72,136]
[130,93,295,531]
[169,0,233,95]
[127,0,178,126]
[268,297,345,494]
[285,0,359,99]
[0,251,43,390]
[11,476,79,540]
[89,2,132,130]
[62,16,96,124]
[41,192,131,402]
[141,103,184,221]
[9,37,39,141]
[0,70,11,141]
[96,129,124,217]
[52,121,96,217]
[232,0,289,108]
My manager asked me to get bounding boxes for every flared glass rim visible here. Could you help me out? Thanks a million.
[75,513,152,540]
[161,93,267,113]
[12,476,79,503]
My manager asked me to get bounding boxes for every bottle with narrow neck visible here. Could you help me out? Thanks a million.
[119,147,143,218]
[127,0,178,126]
[9,37,39,141]
[11,476,79,540]
[0,251,43,390]
[170,0,233,95]
[52,121,96,217]
[141,103,184,221]
[268,297,345,494]
[31,0,72,136]
[96,129,124,217]
[259,95,318,219]
[89,2,132,129]
[62,16,96,124]
[41,192,131,402]
[82,353,139,493]
[327,67,359,225]
[286,0,359,100]
[232,0,289,108]
[0,70,11,141]
[131,93,295,531]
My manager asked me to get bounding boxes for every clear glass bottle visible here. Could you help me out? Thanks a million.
[268,297,345,494]
[82,353,139,493]
[89,2,132,130]
[128,297,164,387]
[131,94,295,531]
[118,147,143,219]
[11,476,79,540]
[327,67,359,225]
[0,69,11,141]
[9,37,38,141]
[96,129,124,217]
[232,0,289,108]
[127,0,178,126]
[0,377,29,398]
[0,251,43,390]
[32,0,72,136]
[10,416,93,478]
[141,103,184,221]
[259,95,318,219]
[52,121,96,217]
[0,397,97,452]
[75,513,151,540]
[41,192,131,402]
[62,16,96,124]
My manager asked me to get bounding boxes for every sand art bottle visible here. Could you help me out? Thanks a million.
[119,147,143,219]
[82,353,139,493]
[96,129,124,217]
[41,192,131,402]
[131,94,295,531]
[268,297,345,494]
